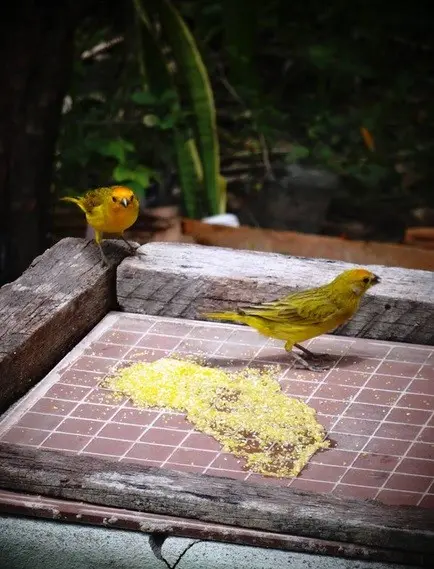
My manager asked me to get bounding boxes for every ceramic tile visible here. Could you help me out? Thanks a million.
[0,311,432,509]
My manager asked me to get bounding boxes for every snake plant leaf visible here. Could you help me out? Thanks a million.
[155,0,221,216]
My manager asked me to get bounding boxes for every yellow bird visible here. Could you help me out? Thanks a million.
[203,269,380,371]
[61,186,140,266]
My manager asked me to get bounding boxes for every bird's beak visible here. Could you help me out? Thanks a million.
[120,198,129,208]
[372,274,380,284]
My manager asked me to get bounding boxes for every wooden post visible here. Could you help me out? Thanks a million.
[0,237,131,412]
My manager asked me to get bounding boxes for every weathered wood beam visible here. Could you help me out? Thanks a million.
[0,444,433,560]
[0,237,131,412]
[117,242,434,345]
[0,494,426,567]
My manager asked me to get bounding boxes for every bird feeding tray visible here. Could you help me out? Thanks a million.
[1,309,433,504]
[0,238,433,565]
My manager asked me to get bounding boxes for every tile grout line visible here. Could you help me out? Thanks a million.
[180,327,241,476]
[289,341,357,489]
[44,321,158,453]
[128,325,236,473]
[75,322,196,459]
[75,318,206,457]
[114,410,165,463]
[36,321,158,453]
[370,352,433,501]
[290,339,364,488]
[76,395,133,456]
[158,429,197,469]
[37,375,130,452]
[16,401,433,421]
[374,409,433,503]
[0,313,121,436]
[226,339,290,483]
[417,435,434,505]
[326,346,394,493]
[112,317,203,465]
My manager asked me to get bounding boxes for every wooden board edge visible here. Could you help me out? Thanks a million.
[0,500,429,567]
[0,444,432,557]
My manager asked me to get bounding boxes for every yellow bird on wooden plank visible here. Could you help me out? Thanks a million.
[61,185,141,266]
[203,268,380,371]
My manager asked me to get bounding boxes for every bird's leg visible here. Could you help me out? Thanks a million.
[294,343,317,358]
[95,231,109,267]
[97,243,110,267]
[294,342,335,363]
[120,235,146,258]
[285,341,330,372]
[120,234,137,252]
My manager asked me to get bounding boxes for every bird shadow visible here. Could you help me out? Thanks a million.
[202,352,365,371]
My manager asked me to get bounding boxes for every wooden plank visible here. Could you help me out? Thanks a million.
[182,218,434,271]
[0,444,433,559]
[0,493,428,567]
[117,242,434,345]
[0,237,131,412]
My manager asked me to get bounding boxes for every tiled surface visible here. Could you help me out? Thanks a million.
[0,311,433,509]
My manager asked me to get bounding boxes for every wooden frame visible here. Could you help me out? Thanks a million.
[1,239,433,566]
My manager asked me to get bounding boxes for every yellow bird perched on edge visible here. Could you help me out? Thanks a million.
[203,268,380,371]
[61,186,140,266]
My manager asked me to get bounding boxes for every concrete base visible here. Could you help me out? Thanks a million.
[0,515,414,569]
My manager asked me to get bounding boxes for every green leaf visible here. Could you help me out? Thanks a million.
[134,0,221,216]
[131,90,158,105]
[160,89,178,104]
[159,115,176,129]
[173,131,202,218]
[307,44,336,70]
[317,145,334,162]
[112,164,132,182]
[113,164,154,188]
[94,138,135,163]
[287,144,310,163]
[134,165,154,187]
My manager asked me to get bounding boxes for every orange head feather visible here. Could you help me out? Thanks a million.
[109,186,138,209]
[332,268,380,296]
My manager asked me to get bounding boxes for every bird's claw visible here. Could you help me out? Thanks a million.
[120,237,146,259]
[293,360,331,372]
[291,351,332,372]
[309,353,335,363]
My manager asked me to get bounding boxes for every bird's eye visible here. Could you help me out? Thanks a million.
[362,276,370,284]
[112,196,117,202]
[129,195,134,202]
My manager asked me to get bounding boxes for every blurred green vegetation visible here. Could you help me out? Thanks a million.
[55,0,434,221]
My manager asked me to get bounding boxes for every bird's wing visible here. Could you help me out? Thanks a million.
[239,288,341,326]
[81,188,111,213]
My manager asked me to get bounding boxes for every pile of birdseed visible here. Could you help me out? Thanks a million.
[105,358,329,477]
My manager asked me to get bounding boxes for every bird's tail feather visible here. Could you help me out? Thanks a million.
[60,196,87,214]
[202,311,243,323]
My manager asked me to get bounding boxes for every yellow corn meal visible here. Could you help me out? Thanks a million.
[105,357,329,477]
